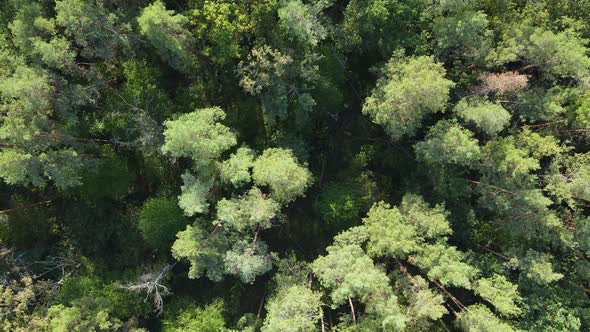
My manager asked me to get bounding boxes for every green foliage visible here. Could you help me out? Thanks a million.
[415,119,481,166]
[172,223,229,281]
[190,1,241,65]
[162,299,226,332]
[0,276,52,331]
[215,187,280,232]
[48,297,122,332]
[545,152,590,208]
[414,243,478,289]
[317,178,374,227]
[404,276,448,322]
[219,146,255,187]
[456,304,515,332]
[224,239,272,283]
[55,0,130,60]
[1,1,589,331]
[474,274,522,316]
[340,0,428,55]
[474,274,521,316]
[520,251,564,284]
[432,9,492,63]
[138,1,194,73]
[261,285,322,332]
[252,148,312,203]
[138,197,187,251]
[363,195,451,259]
[178,171,214,216]
[363,54,454,141]
[278,0,327,48]
[161,108,237,163]
[238,45,292,96]
[312,241,390,306]
[489,24,590,80]
[455,98,511,135]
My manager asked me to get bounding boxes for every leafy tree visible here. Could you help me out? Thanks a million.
[474,274,522,317]
[277,0,328,48]
[489,24,590,80]
[456,304,515,332]
[252,148,312,203]
[363,195,451,259]
[55,0,130,60]
[215,187,280,232]
[171,223,229,282]
[138,1,194,73]
[162,299,226,332]
[261,285,322,332]
[48,297,122,332]
[219,146,255,187]
[363,54,454,141]
[414,243,478,289]
[224,239,272,283]
[415,119,481,166]
[312,241,390,306]
[545,152,590,208]
[454,98,511,136]
[403,276,447,322]
[138,197,187,251]
[177,171,214,216]
[161,107,237,163]
[339,0,428,56]
[317,177,375,228]
[190,1,241,65]
[519,250,563,284]
[432,9,492,63]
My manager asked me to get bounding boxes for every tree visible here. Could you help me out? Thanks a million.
[277,0,328,48]
[161,107,237,163]
[177,172,214,216]
[54,0,130,60]
[190,1,241,65]
[454,98,511,136]
[363,195,451,259]
[456,304,515,332]
[138,1,194,73]
[215,187,280,232]
[138,197,187,251]
[171,223,229,282]
[489,24,590,80]
[252,148,312,203]
[311,241,390,306]
[432,9,492,64]
[339,0,428,56]
[162,299,226,332]
[415,119,481,166]
[261,285,322,332]
[317,177,376,228]
[414,244,478,289]
[219,146,255,187]
[474,274,522,317]
[224,239,272,283]
[363,54,454,141]
[48,297,122,332]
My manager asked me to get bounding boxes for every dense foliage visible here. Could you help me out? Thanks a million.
[0,0,589,331]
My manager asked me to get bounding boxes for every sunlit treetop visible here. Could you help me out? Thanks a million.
[363,54,454,141]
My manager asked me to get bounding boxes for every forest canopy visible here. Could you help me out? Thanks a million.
[0,0,589,331]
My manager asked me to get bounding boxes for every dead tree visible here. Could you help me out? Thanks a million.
[118,263,176,316]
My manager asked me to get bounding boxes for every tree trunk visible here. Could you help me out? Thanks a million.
[348,297,356,323]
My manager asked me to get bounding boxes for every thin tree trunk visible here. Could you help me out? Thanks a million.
[348,297,356,323]
[255,293,266,323]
